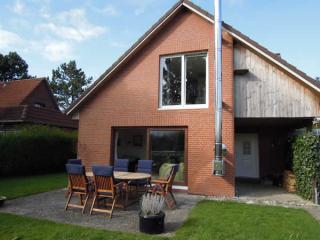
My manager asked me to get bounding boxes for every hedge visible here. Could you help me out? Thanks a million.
[0,125,77,177]
[292,133,320,200]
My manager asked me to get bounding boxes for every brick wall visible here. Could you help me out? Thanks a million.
[77,10,235,196]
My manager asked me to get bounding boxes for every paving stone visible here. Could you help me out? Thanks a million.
[0,189,204,236]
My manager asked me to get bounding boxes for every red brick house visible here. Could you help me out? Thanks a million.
[0,78,77,130]
[66,0,320,197]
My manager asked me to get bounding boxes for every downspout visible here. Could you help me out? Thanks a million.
[213,0,224,176]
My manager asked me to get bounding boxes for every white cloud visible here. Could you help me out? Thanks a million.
[99,4,119,16]
[37,8,106,42]
[12,0,25,14]
[39,6,51,19]
[0,27,73,62]
[2,2,108,66]
[10,18,30,29]
[127,0,157,16]
[0,28,23,50]
[41,41,74,62]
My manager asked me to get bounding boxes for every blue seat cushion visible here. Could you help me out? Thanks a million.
[137,160,153,174]
[92,165,114,176]
[67,159,82,165]
[66,164,85,175]
[114,159,129,172]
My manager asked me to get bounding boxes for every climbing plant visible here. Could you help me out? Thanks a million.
[292,133,320,200]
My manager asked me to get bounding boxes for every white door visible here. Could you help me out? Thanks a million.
[236,134,259,178]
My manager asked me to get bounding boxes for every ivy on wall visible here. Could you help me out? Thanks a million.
[292,133,320,200]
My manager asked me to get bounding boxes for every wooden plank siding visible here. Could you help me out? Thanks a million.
[234,43,320,118]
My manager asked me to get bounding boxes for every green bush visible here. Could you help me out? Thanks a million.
[292,133,320,199]
[0,125,77,177]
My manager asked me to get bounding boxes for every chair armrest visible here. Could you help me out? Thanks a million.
[152,179,168,184]
[156,178,167,181]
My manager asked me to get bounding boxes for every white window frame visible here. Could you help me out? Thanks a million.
[159,52,209,110]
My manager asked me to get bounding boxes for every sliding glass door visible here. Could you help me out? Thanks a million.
[112,127,187,184]
[149,129,186,183]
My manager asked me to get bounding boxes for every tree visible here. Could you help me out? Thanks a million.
[50,60,92,110]
[0,52,32,82]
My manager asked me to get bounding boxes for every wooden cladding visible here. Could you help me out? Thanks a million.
[234,43,320,118]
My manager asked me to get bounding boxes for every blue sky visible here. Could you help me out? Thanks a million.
[0,0,319,80]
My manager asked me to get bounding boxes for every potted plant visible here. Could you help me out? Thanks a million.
[0,196,7,207]
[139,193,165,234]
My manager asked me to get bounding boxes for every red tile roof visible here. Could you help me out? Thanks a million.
[0,78,77,129]
[0,78,45,107]
[0,105,78,128]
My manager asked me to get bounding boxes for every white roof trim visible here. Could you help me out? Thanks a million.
[182,2,214,24]
[67,1,320,114]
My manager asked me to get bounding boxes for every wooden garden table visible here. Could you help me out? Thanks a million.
[86,171,151,208]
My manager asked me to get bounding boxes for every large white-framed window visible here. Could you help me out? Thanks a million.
[159,52,208,110]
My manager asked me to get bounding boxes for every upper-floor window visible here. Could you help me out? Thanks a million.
[159,52,208,109]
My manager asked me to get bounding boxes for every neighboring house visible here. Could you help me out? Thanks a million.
[66,0,320,196]
[0,78,77,130]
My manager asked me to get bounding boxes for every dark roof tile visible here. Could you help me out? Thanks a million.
[0,78,45,107]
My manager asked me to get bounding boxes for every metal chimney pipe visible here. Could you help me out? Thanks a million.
[213,0,224,176]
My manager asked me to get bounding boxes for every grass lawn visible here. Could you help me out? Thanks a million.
[0,173,67,199]
[0,201,319,240]
[0,212,157,240]
[174,201,320,240]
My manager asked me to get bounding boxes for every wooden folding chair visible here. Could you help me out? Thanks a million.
[65,159,82,197]
[90,165,122,218]
[65,164,91,213]
[149,164,179,209]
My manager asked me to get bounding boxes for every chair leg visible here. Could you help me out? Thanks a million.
[165,191,176,209]
[169,191,177,205]
[90,195,97,215]
[109,198,116,219]
[79,194,83,205]
[65,182,70,198]
[148,178,152,189]
[65,192,73,211]
[125,184,129,210]
[82,194,90,214]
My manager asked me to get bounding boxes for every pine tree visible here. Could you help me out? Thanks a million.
[0,52,32,82]
[50,60,92,110]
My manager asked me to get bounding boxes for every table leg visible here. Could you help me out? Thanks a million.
[125,182,129,209]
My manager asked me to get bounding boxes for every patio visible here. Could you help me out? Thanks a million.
[0,188,204,236]
[1,178,320,239]
[235,182,320,221]
[236,182,312,206]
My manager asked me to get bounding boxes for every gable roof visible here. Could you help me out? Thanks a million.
[0,78,44,107]
[0,105,78,128]
[66,0,320,115]
[0,78,77,128]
